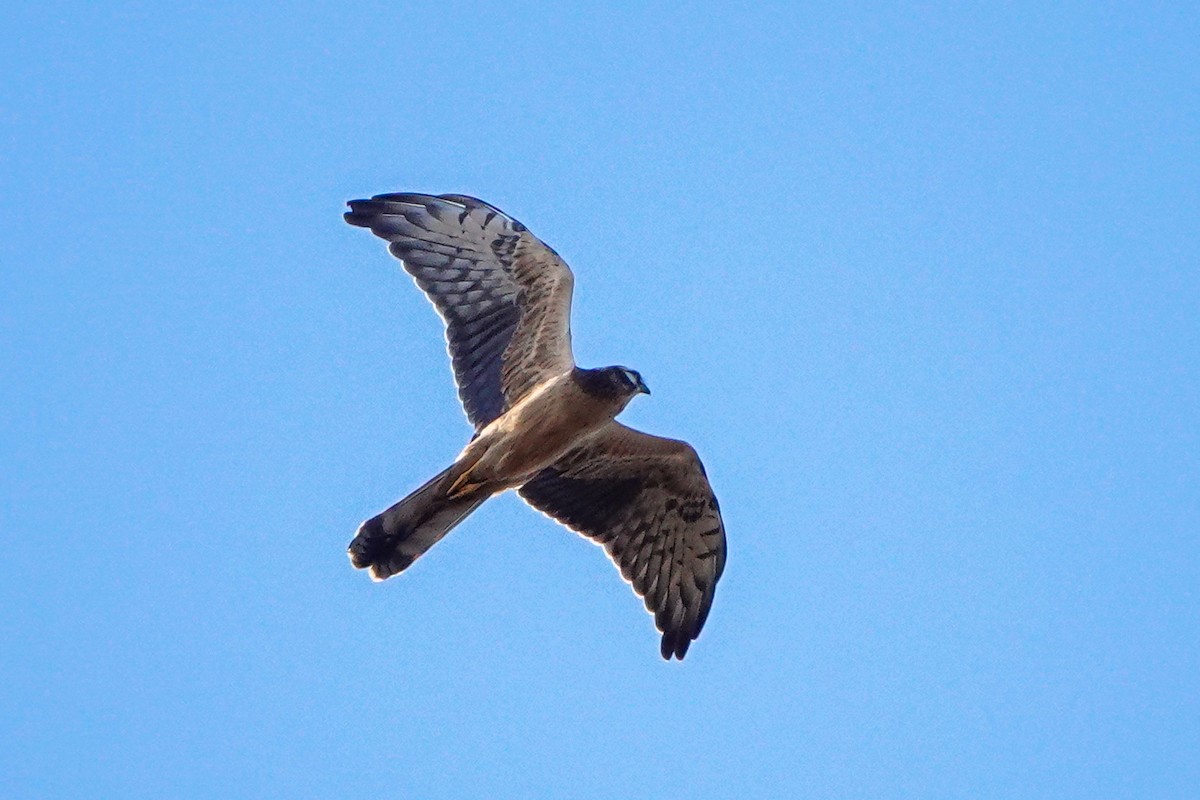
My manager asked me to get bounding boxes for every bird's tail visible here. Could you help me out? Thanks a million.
[348,466,489,580]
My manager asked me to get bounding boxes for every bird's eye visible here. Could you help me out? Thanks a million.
[622,369,639,386]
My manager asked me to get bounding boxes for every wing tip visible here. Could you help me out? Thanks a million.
[660,630,694,660]
[342,195,423,225]
[343,192,526,233]
[344,198,394,228]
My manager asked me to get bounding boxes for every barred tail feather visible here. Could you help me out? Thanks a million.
[349,467,488,580]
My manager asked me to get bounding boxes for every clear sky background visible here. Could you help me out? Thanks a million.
[3,2,1197,798]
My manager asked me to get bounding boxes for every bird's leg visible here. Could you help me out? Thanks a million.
[444,446,491,498]
[446,469,483,499]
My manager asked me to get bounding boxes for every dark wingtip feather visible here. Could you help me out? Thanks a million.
[371,192,436,203]
[675,637,692,660]
[344,199,382,228]
[660,630,694,661]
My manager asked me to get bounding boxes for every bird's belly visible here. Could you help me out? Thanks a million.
[495,416,595,478]
[467,386,610,484]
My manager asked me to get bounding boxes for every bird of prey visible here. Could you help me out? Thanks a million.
[344,192,727,659]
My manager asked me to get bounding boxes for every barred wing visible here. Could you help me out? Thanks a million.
[345,193,575,428]
[519,423,727,660]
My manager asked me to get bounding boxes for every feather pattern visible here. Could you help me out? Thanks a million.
[347,192,727,660]
[519,423,727,659]
[345,193,574,428]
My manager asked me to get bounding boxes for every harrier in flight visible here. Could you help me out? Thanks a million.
[345,193,726,659]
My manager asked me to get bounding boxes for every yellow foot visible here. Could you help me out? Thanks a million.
[446,471,481,499]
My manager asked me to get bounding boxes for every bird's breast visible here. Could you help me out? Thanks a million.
[466,375,616,484]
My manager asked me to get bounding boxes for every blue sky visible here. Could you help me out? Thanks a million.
[2,2,1197,797]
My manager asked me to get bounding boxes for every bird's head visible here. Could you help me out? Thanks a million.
[612,366,651,397]
[576,365,651,405]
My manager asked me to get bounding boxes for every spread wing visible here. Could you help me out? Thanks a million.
[345,193,575,429]
[519,423,727,660]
